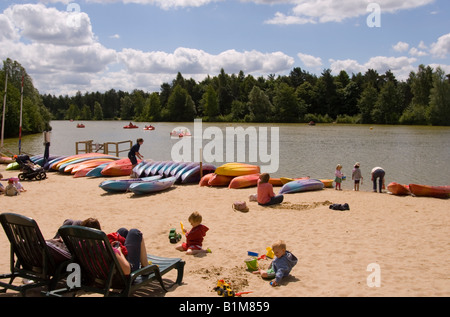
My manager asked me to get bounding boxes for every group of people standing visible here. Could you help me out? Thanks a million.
[335,163,385,193]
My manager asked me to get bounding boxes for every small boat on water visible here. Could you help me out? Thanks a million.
[124,122,138,129]
[143,125,155,130]
[170,130,191,138]
[76,123,85,128]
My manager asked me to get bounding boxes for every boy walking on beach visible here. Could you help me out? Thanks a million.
[253,240,297,286]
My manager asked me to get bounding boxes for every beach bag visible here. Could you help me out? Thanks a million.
[232,201,249,213]
[329,203,350,211]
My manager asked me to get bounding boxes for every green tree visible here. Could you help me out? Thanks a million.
[93,101,103,120]
[357,85,378,124]
[247,86,272,122]
[65,104,80,120]
[429,67,450,126]
[120,96,134,120]
[372,81,401,124]
[273,82,302,123]
[166,85,195,122]
[80,104,92,120]
[201,85,219,120]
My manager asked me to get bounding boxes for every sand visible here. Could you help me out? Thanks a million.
[0,167,449,298]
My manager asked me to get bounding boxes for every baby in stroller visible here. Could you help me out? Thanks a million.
[14,155,47,181]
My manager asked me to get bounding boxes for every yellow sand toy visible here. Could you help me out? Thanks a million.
[213,279,252,297]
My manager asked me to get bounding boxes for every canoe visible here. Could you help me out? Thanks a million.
[128,176,176,195]
[86,163,110,177]
[199,173,214,186]
[387,182,410,196]
[133,160,153,177]
[319,179,334,188]
[208,173,234,186]
[214,162,260,177]
[99,175,162,193]
[62,157,118,173]
[150,161,169,176]
[175,162,199,182]
[101,158,142,176]
[409,184,450,199]
[181,164,216,184]
[70,159,116,174]
[228,174,260,189]
[53,153,108,170]
[170,162,190,177]
[269,178,283,186]
[279,178,324,194]
[143,161,160,176]
[164,161,181,177]
[280,177,310,184]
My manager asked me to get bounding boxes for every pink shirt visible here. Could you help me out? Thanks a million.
[257,180,275,205]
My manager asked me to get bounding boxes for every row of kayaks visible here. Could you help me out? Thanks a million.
[387,182,450,199]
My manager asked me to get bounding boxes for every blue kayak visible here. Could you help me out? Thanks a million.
[128,176,177,195]
[279,179,324,194]
[99,175,162,193]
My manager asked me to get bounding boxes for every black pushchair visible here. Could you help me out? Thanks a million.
[15,155,47,181]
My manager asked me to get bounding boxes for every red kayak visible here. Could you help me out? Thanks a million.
[101,158,142,176]
[409,184,450,199]
[228,174,260,189]
[207,173,234,186]
[387,182,410,196]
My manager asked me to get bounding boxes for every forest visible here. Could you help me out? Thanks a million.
[2,57,450,139]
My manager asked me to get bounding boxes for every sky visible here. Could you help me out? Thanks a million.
[0,0,449,96]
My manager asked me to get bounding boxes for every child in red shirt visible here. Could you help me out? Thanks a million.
[176,211,211,255]
[257,173,284,206]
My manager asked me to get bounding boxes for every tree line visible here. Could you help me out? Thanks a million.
[2,57,450,140]
[41,65,450,126]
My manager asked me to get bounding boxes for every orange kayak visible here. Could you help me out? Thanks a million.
[387,182,410,195]
[409,184,450,199]
[101,158,142,176]
[199,173,213,186]
[228,174,260,189]
[208,173,234,186]
[269,178,283,186]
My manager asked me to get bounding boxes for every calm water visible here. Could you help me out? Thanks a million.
[2,121,450,190]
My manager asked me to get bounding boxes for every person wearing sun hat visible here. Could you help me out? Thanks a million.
[352,162,363,191]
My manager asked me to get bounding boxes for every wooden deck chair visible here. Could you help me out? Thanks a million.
[0,213,67,296]
[48,225,185,297]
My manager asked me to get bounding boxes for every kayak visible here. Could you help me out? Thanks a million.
[175,162,199,182]
[269,178,283,186]
[387,182,410,196]
[228,174,260,189]
[319,179,334,188]
[199,173,214,186]
[101,158,142,176]
[208,173,234,186]
[181,164,216,184]
[279,178,324,194]
[214,162,260,177]
[99,175,162,193]
[280,177,310,184]
[70,159,117,174]
[86,163,110,177]
[409,184,450,199]
[128,176,176,195]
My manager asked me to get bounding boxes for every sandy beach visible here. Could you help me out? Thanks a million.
[0,167,448,298]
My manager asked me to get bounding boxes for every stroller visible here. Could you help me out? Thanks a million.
[15,154,47,181]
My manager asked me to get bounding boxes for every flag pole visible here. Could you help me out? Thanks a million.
[18,73,24,154]
[1,70,7,149]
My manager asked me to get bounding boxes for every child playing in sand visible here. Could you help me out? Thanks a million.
[257,173,284,206]
[334,164,344,190]
[352,162,363,191]
[253,240,298,286]
[176,211,211,255]
[4,179,20,196]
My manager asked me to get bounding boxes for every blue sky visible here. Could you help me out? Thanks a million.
[0,0,449,96]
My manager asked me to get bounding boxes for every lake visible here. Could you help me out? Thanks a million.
[2,120,449,190]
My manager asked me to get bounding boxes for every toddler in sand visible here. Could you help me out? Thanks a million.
[176,211,211,255]
[253,240,298,286]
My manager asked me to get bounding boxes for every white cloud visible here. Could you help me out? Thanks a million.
[393,41,409,53]
[409,47,428,57]
[430,33,450,59]
[40,0,221,10]
[329,56,417,80]
[297,53,323,68]
[260,0,435,25]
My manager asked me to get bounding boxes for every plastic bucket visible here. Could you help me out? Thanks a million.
[245,258,258,271]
